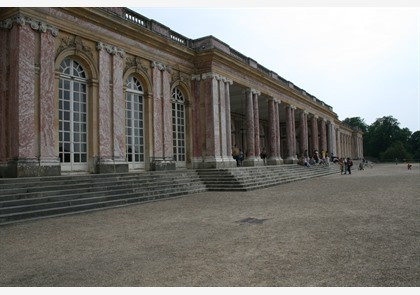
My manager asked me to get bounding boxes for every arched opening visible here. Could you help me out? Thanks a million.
[172,87,186,167]
[125,75,145,170]
[58,58,88,172]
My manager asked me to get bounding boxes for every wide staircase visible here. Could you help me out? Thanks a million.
[197,164,337,191]
[0,170,207,225]
[0,164,338,225]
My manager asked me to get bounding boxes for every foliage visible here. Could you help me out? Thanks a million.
[379,141,412,162]
[342,117,368,133]
[344,115,419,162]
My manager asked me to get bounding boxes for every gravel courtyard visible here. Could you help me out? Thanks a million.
[0,163,419,287]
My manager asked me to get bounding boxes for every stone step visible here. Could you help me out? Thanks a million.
[0,170,206,225]
[0,176,203,201]
[197,165,337,191]
[0,181,206,211]
[0,187,207,225]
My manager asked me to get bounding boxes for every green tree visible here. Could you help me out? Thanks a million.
[409,131,420,160]
[364,116,412,160]
[342,117,368,133]
[379,141,412,161]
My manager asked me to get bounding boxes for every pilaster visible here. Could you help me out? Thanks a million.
[95,41,128,173]
[320,118,327,153]
[299,110,309,157]
[311,115,319,154]
[267,98,282,165]
[284,105,297,164]
[190,72,235,169]
[150,61,175,171]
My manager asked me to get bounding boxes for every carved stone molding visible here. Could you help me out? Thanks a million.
[0,14,58,37]
[151,61,169,72]
[191,74,201,81]
[198,72,233,85]
[251,89,261,96]
[243,88,260,96]
[125,56,148,74]
[96,42,125,58]
[57,36,93,59]
[171,70,190,84]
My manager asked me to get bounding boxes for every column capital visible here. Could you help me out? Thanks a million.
[191,74,201,81]
[0,14,59,37]
[96,42,125,58]
[151,61,170,72]
[251,89,261,95]
[221,76,233,85]
[199,72,226,81]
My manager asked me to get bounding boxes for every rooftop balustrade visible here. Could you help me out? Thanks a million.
[102,7,334,114]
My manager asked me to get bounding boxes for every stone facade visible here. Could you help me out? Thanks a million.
[0,7,364,177]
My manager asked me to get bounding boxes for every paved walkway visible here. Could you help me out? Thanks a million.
[0,163,419,287]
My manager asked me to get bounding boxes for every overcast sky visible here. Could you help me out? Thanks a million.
[125,1,420,133]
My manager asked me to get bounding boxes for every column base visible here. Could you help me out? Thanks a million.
[192,156,237,169]
[284,156,298,164]
[267,157,284,165]
[242,157,264,167]
[3,157,61,178]
[95,158,128,174]
[150,157,176,171]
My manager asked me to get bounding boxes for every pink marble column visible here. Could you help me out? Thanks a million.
[39,31,56,162]
[245,89,255,160]
[224,78,233,162]
[203,73,221,159]
[97,48,112,160]
[219,78,227,159]
[9,24,36,160]
[253,90,260,159]
[320,118,327,153]
[291,106,297,157]
[267,98,282,165]
[285,105,296,162]
[162,68,173,160]
[311,115,319,154]
[267,98,276,159]
[151,62,163,160]
[275,101,281,160]
[336,130,341,158]
[191,75,202,161]
[0,29,7,162]
[299,111,309,157]
[112,53,125,162]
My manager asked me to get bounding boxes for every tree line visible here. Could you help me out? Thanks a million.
[342,116,420,162]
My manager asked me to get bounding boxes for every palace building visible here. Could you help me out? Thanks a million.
[0,7,363,177]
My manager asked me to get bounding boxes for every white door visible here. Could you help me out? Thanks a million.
[58,58,88,172]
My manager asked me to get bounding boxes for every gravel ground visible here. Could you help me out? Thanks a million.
[0,163,419,287]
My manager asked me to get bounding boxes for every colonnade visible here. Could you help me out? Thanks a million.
[231,89,351,167]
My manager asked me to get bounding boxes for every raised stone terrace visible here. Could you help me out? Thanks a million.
[0,165,335,225]
[0,163,418,286]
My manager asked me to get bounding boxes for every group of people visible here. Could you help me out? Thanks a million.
[233,146,356,175]
[231,145,244,167]
[338,157,354,174]
[298,149,331,168]
[232,145,268,167]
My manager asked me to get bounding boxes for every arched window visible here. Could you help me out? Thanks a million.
[58,58,88,171]
[125,76,144,167]
[172,87,185,163]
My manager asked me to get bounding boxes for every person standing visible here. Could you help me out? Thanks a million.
[232,144,240,167]
[347,157,353,174]
[260,148,267,166]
